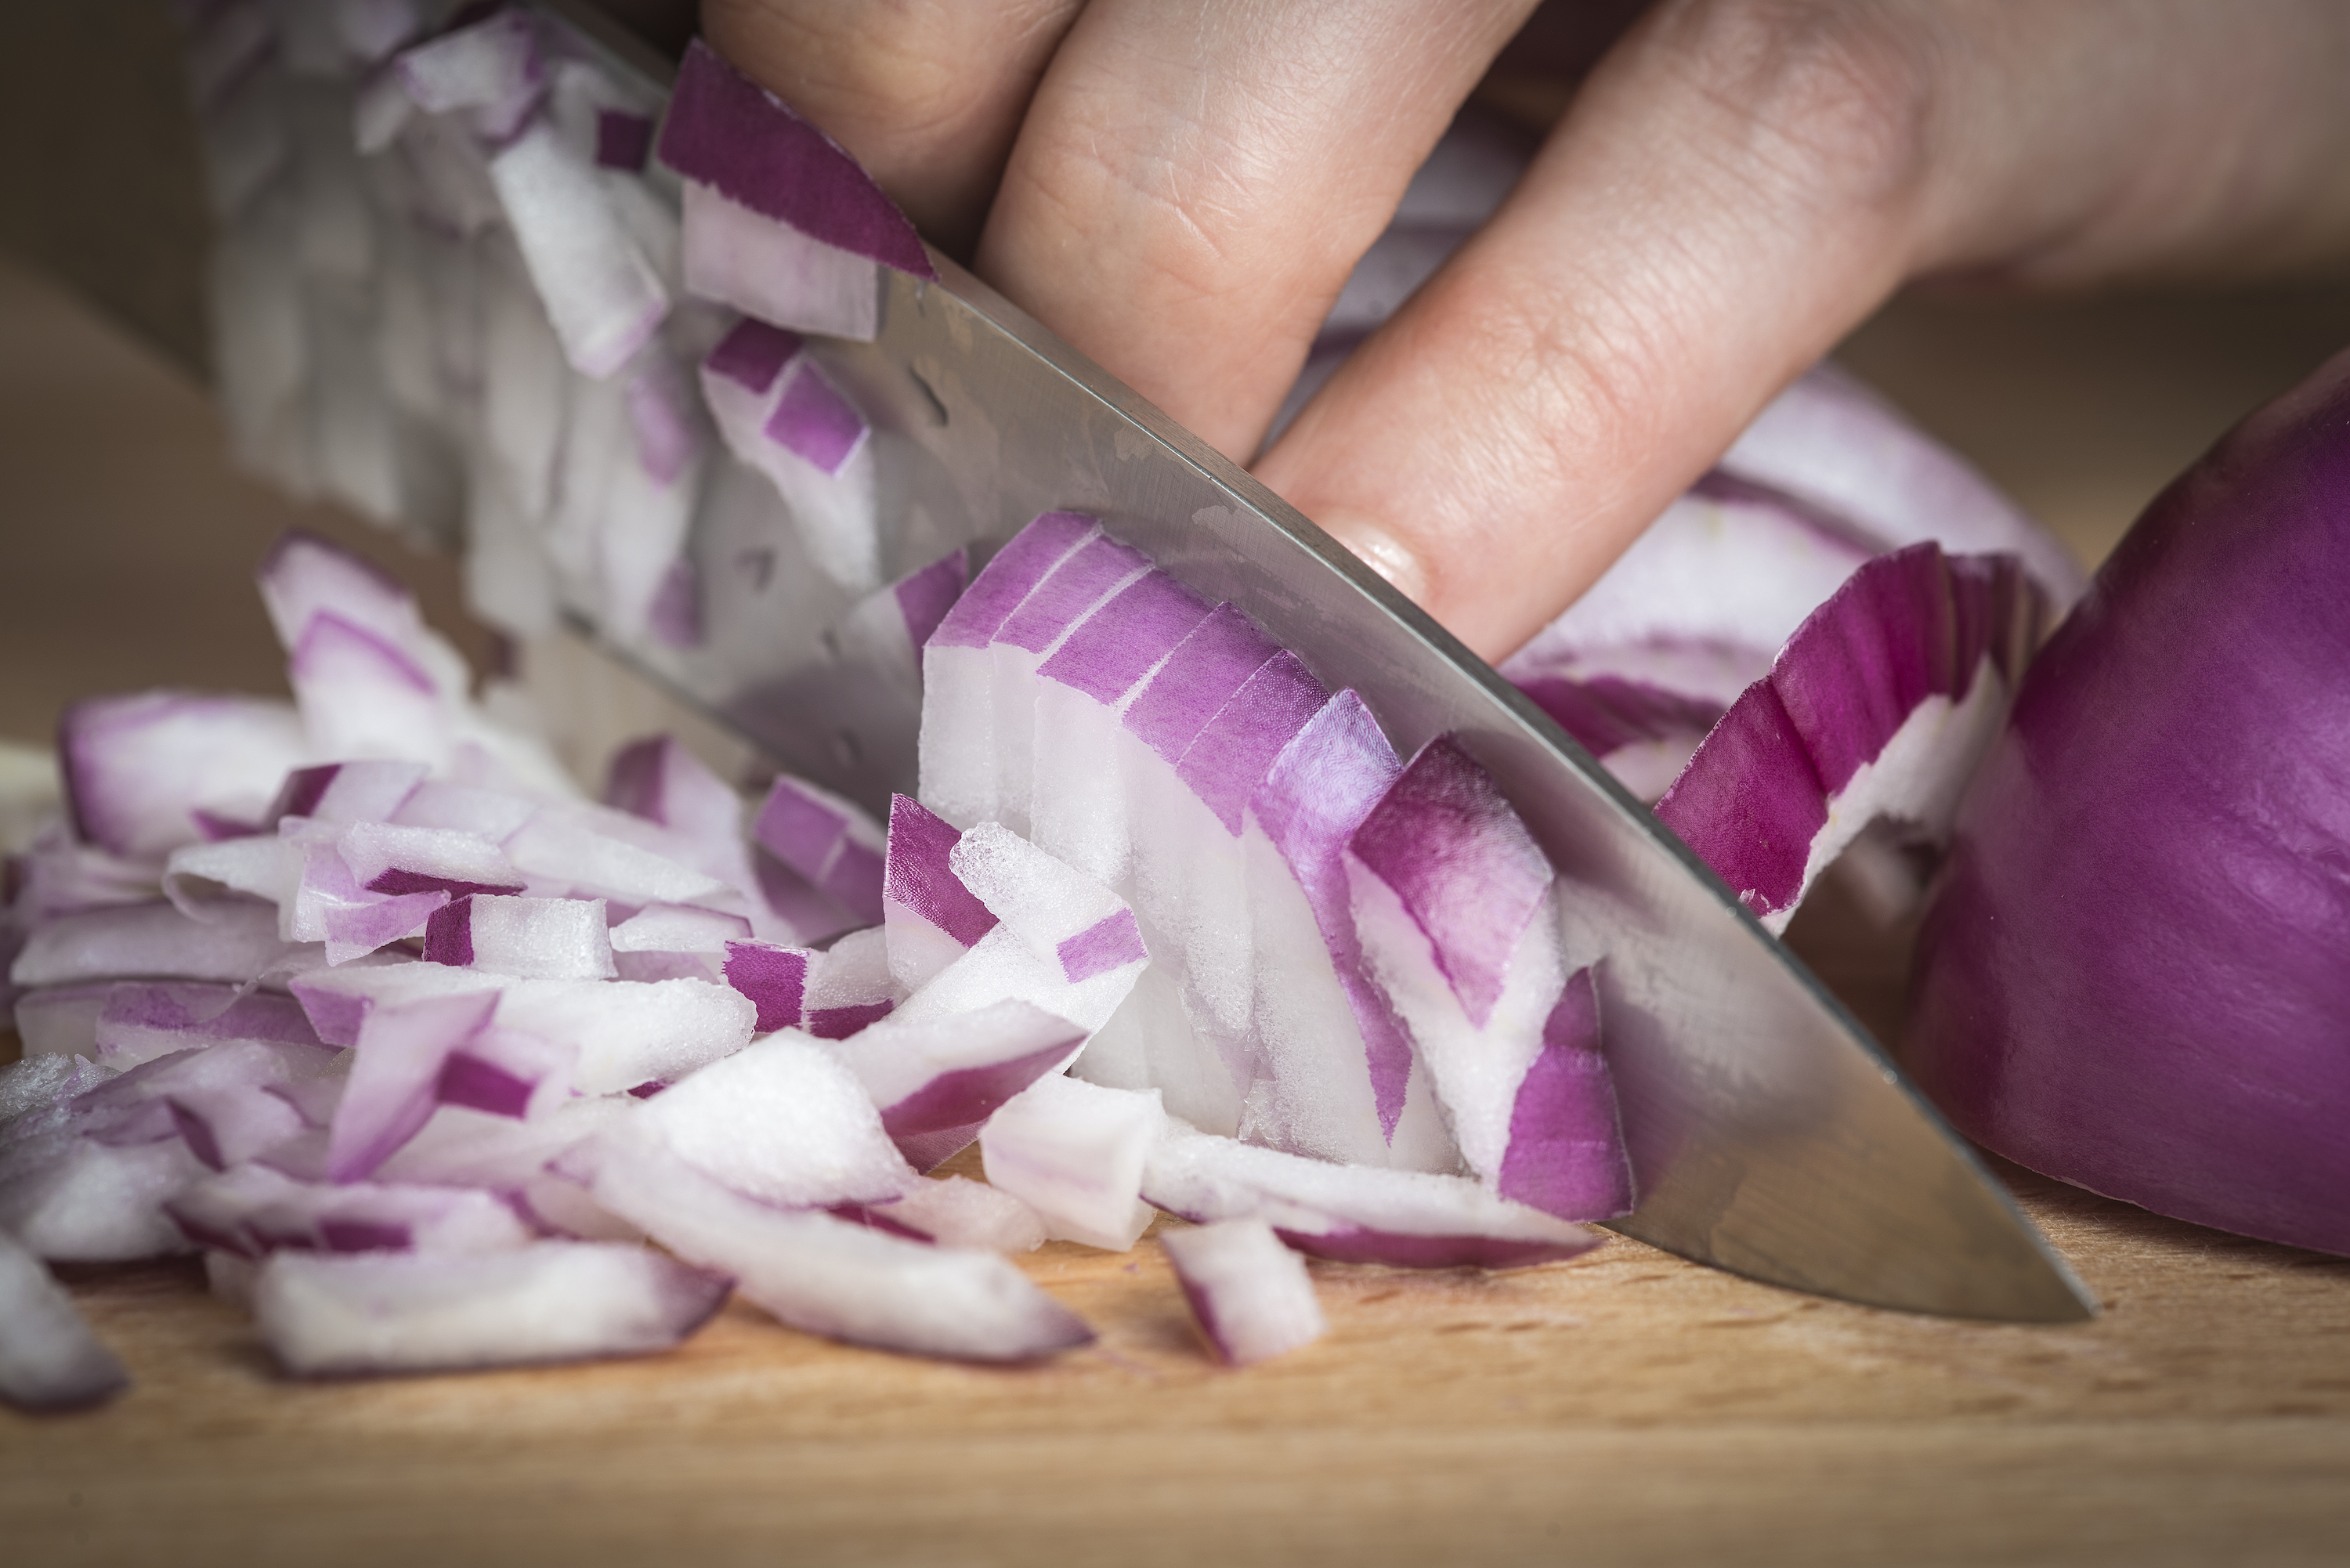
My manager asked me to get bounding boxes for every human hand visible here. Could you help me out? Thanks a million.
[702,0,2350,661]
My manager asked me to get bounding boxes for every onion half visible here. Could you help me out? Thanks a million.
[1908,348,2350,1255]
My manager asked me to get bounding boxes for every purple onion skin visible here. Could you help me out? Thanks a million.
[1909,347,2350,1256]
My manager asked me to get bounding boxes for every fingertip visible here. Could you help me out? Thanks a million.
[1312,508,1433,608]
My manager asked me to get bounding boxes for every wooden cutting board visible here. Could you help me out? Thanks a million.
[7,207,2350,1567]
[6,1134,2348,1567]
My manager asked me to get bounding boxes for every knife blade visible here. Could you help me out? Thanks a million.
[535,1,2092,1323]
[43,0,2072,1323]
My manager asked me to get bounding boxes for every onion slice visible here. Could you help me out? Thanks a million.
[1654,542,2041,933]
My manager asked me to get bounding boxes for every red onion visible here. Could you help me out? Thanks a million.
[1909,347,2350,1255]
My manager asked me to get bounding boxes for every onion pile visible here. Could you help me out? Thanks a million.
[1909,346,2350,1257]
[2,523,1622,1400]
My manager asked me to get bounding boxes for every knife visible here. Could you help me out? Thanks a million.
[85,0,2102,1322]
[542,1,2092,1323]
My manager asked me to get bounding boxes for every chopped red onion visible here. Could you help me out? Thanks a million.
[0,1132,207,1262]
[329,987,500,1180]
[800,927,900,1039]
[678,179,884,342]
[623,352,703,486]
[1243,690,1430,1164]
[339,818,526,898]
[502,806,731,906]
[290,959,505,1047]
[979,1075,1164,1251]
[168,1162,535,1258]
[0,1231,130,1410]
[392,9,544,139]
[491,975,754,1096]
[1144,1120,1600,1270]
[424,893,614,981]
[831,998,1084,1162]
[269,759,429,827]
[487,120,669,379]
[659,38,934,280]
[371,1096,624,1190]
[868,1173,1047,1252]
[1160,1216,1326,1367]
[1655,543,2040,932]
[920,510,1101,826]
[880,794,996,992]
[288,613,454,771]
[89,981,320,1068]
[720,938,812,1033]
[167,1082,309,1169]
[11,899,308,989]
[60,692,311,861]
[586,1132,1089,1362]
[620,1031,914,1209]
[252,1241,728,1376]
[892,839,1145,1038]
[753,776,885,928]
[0,1050,114,1115]
[11,987,113,1061]
[435,1024,576,1119]
[1346,738,1632,1219]
[607,902,747,984]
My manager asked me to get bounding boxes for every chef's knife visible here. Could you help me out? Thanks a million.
[536,1,2092,1323]
[44,0,2094,1321]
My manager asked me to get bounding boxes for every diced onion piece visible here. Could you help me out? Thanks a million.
[980,1075,1163,1251]
[487,118,668,379]
[60,692,311,861]
[251,1242,728,1376]
[754,776,885,927]
[658,40,933,279]
[624,1031,914,1209]
[0,1230,130,1409]
[10,900,309,990]
[587,1133,1091,1361]
[1144,1120,1600,1270]
[1161,1217,1326,1367]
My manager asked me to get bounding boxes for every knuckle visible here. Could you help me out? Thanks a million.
[703,0,966,133]
[1658,0,1941,211]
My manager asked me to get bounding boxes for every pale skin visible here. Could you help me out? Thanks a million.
[695,0,2350,662]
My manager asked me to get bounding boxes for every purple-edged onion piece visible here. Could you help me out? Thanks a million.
[1161,1216,1326,1367]
[1909,348,2350,1256]
[1654,541,2041,934]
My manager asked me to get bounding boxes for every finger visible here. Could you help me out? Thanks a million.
[702,0,1086,255]
[1255,0,2350,663]
[974,0,1541,464]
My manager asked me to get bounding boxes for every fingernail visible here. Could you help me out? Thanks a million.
[1318,510,1429,605]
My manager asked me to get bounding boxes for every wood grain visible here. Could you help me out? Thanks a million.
[9,172,2350,1568]
[5,1151,2348,1566]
